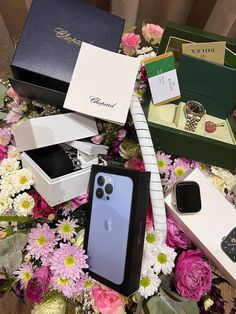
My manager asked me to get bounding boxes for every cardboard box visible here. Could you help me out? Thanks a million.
[165,168,236,288]
[14,113,99,206]
[144,55,236,170]
[10,0,125,106]
[84,165,150,296]
[158,21,236,68]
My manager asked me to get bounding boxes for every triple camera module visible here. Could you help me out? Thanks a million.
[96,176,113,200]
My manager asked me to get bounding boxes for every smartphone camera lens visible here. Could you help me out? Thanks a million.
[96,188,104,199]
[105,183,113,194]
[97,176,105,186]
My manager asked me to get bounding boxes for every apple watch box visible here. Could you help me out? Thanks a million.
[165,168,236,287]
[10,0,124,106]
[84,165,150,296]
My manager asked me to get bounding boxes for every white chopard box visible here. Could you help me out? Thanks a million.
[165,168,236,288]
[14,113,98,206]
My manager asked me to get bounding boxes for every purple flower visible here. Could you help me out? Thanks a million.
[166,215,191,249]
[116,129,127,141]
[26,266,51,303]
[174,250,212,302]
[111,139,121,153]
[0,145,7,162]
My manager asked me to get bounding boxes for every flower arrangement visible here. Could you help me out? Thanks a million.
[0,23,235,314]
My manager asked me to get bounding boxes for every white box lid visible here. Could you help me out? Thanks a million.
[13,112,98,152]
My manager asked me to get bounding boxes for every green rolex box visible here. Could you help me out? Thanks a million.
[158,21,236,68]
[145,55,236,170]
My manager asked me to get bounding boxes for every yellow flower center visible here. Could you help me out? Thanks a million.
[157,159,166,169]
[20,176,28,184]
[58,277,69,286]
[140,276,150,288]
[0,201,5,207]
[157,253,167,264]
[146,233,156,243]
[65,256,75,267]
[61,223,72,234]
[85,280,93,288]
[22,200,30,209]
[37,235,47,246]
[174,167,185,177]
[23,271,32,282]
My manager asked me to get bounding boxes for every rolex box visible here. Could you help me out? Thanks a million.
[13,113,99,206]
[10,0,124,106]
[84,165,150,296]
[165,168,236,288]
[145,55,236,170]
[158,21,236,68]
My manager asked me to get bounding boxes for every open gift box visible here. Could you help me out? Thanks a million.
[10,0,124,106]
[144,55,236,170]
[13,113,100,206]
[158,21,236,68]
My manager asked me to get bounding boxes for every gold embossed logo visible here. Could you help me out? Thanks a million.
[55,27,82,46]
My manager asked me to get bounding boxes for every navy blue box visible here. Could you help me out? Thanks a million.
[10,0,124,107]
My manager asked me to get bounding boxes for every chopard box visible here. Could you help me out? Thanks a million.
[158,21,236,68]
[145,55,236,170]
[165,168,236,287]
[13,113,99,206]
[10,0,124,107]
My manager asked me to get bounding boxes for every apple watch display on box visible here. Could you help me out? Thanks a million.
[173,181,201,213]
[221,227,236,263]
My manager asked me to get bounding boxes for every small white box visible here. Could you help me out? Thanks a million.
[165,168,236,287]
[15,113,99,206]
[13,112,98,152]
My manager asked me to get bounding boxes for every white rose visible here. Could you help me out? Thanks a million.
[31,294,66,314]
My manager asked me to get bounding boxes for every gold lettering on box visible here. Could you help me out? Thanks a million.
[55,27,82,46]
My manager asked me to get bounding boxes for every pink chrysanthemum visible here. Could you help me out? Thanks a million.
[50,243,88,280]
[14,263,34,289]
[51,274,85,298]
[156,151,172,174]
[56,217,78,242]
[27,223,57,260]
[172,158,190,178]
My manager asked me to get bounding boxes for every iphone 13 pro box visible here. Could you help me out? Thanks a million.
[84,165,151,296]
[10,0,124,106]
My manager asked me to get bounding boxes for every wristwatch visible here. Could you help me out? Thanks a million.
[184,100,206,132]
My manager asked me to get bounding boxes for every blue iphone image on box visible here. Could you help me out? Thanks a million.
[87,172,133,285]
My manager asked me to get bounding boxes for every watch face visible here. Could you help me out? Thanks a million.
[175,181,201,213]
[187,101,205,115]
[221,227,236,263]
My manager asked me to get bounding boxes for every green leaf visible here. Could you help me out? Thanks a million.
[0,233,28,274]
[0,85,7,110]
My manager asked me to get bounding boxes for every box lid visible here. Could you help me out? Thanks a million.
[11,0,125,92]
[13,113,98,152]
[177,55,236,119]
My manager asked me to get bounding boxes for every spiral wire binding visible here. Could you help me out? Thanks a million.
[130,95,167,238]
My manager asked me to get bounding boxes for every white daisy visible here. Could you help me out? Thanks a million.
[138,269,161,299]
[153,243,177,275]
[0,193,13,215]
[13,168,34,193]
[13,192,35,216]
[7,145,21,160]
[0,173,18,196]
[14,263,33,289]
[141,245,155,275]
[56,217,78,242]
[0,158,20,176]
[144,230,165,251]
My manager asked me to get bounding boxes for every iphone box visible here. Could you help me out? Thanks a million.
[165,168,236,287]
[84,165,150,296]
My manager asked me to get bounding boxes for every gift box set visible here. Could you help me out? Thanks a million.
[10,0,125,106]
[145,22,236,170]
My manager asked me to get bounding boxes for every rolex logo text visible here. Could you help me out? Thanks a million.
[55,27,82,46]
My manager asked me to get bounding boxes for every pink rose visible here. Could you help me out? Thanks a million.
[166,215,191,249]
[124,157,145,171]
[91,135,103,145]
[174,250,212,302]
[26,266,51,303]
[0,145,7,162]
[117,129,127,141]
[92,285,125,314]
[4,101,22,124]
[72,192,89,208]
[7,87,20,102]
[142,23,164,45]
[121,33,141,56]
